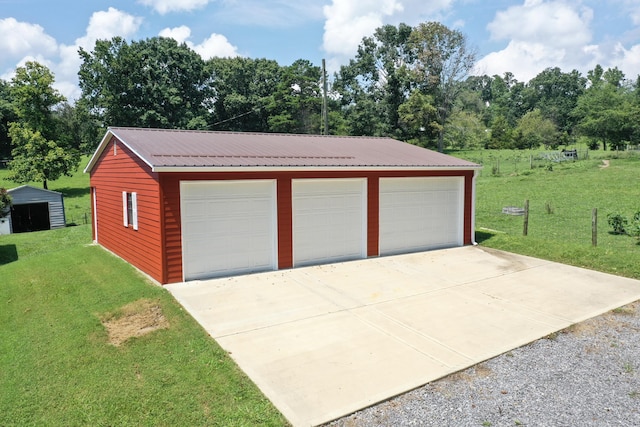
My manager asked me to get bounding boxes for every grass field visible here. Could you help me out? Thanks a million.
[0,225,288,426]
[454,148,640,279]
[1,147,639,425]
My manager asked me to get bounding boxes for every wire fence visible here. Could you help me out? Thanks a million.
[477,198,640,250]
[66,211,91,226]
[466,149,591,177]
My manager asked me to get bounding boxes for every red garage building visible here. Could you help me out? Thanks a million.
[85,127,481,284]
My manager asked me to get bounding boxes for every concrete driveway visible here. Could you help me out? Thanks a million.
[165,246,640,427]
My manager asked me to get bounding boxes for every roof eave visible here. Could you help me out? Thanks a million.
[7,184,63,195]
[151,165,482,173]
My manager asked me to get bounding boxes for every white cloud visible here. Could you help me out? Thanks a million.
[57,8,143,101]
[159,26,240,59]
[474,1,595,82]
[158,25,192,44]
[79,7,143,49]
[613,43,640,80]
[193,33,240,59]
[138,0,211,15]
[0,18,58,58]
[322,0,454,69]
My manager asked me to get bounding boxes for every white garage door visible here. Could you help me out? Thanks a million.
[379,177,463,255]
[180,180,277,280]
[292,179,366,267]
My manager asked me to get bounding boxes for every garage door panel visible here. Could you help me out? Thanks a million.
[380,177,463,255]
[293,179,366,267]
[181,180,277,280]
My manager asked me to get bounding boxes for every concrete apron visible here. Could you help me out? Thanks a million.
[166,246,640,427]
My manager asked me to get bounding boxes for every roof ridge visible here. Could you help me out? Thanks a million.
[108,126,394,140]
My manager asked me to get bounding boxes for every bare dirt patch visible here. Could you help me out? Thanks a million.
[101,299,169,346]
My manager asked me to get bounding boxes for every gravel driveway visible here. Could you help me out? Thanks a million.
[325,301,640,427]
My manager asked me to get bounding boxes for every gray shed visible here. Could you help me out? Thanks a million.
[7,185,66,233]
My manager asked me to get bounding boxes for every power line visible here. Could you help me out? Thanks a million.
[210,107,262,128]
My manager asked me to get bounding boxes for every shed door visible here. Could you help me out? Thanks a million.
[379,177,463,255]
[180,180,277,280]
[292,178,366,267]
[10,202,50,233]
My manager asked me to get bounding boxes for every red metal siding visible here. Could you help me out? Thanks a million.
[159,169,474,284]
[367,177,380,257]
[158,174,183,284]
[464,172,474,245]
[90,137,164,283]
[277,179,293,269]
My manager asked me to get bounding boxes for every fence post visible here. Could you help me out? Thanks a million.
[592,208,597,247]
[523,199,530,236]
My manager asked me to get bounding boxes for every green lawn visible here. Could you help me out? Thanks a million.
[0,225,288,426]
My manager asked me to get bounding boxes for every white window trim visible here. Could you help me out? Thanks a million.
[122,191,138,230]
[131,192,138,231]
[122,191,128,227]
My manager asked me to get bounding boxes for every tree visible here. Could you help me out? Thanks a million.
[266,59,323,134]
[208,57,282,132]
[408,22,476,152]
[444,110,488,150]
[398,90,439,147]
[10,62,65,141]
[0,187,11,217]
[523,67,586,135]
[334,23,414,138]
[8,123,78,189]
[0,79,17,159]
[78,37,213,129]
[8,62,79,189]
[54,101,103,154]
[573,66,639,150]
[483,72,528,128]
[487,115,513,149]
[515,109,559,149]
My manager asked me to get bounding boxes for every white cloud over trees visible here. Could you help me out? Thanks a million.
[322,0,454,67]
[2,1,640,103]
[159,26,240,59]
[473,0,640,82]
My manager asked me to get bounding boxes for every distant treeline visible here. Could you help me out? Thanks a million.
[2,21,639,163]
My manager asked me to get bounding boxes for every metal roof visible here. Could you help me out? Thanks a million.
[8,185,63,196]
[85,127,481,173]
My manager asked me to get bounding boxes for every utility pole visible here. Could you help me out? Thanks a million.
[322,59,329,135]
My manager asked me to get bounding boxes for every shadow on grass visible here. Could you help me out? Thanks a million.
[55,187,90,199]
[475,230,496,244]
[0,244,18,265]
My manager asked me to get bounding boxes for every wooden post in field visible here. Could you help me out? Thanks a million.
[523,199,530,236]
[592,208,597,247]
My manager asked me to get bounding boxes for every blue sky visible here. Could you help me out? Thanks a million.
[1,0,639,102]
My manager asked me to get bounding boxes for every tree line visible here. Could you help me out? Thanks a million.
[1,22,639,188]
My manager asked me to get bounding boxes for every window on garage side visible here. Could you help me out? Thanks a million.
[122,191,138,230]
